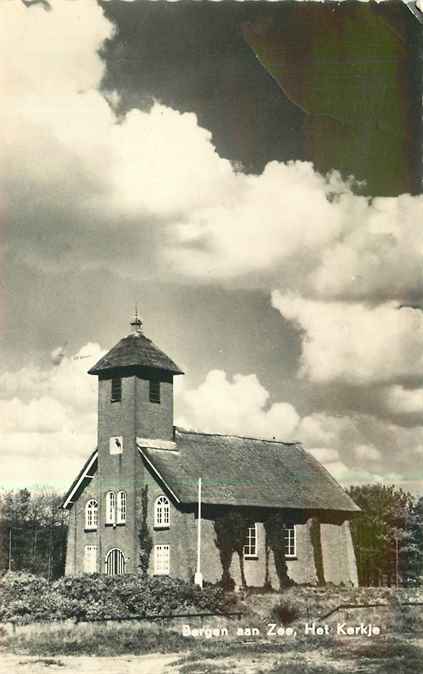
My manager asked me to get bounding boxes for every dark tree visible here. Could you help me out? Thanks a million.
[0,488,68,578]
[347,484,414,586]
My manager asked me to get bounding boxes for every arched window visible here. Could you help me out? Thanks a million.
[105,491,116,525]
[85,499,98,530]
[154,495,170,528]
[116,491,127,524]
[105,548,126,576]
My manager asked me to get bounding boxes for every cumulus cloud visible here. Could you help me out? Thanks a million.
[2,0,423,494]
[0,343,103,489]
[4,0,423,302]
[175,370,422,490]
[175,369,300,440]
[383,385,423,415]
[272,293,423,386]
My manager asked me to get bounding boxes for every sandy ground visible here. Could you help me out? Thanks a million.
[0,653,182,674]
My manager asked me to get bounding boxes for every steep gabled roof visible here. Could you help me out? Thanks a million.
[88,332,184,376]
[62,449,98,509]
[137,429,360,513]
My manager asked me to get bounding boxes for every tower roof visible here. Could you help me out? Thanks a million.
[88,319,184,376]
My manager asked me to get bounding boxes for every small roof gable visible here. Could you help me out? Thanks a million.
[137,429,360,513]
[88,332,184,376]
[62,449,98,509]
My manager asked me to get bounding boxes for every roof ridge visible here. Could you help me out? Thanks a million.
[174,426,301,447]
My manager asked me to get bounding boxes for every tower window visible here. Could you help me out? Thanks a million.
[105,491,116,525]
[149,380,161,404]
[111,377,122,403]
[116,491,127,524]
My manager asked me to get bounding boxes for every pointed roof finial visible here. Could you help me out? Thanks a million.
[130,304,143,334]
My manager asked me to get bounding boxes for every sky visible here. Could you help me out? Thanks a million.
[1,0,423,495]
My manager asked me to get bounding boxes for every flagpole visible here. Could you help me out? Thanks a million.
[194,477,203,588]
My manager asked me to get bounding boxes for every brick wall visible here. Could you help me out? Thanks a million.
[66,465,358,587]
[65,369,357,586]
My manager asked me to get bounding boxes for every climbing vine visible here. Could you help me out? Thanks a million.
[310,517,325,585]
[214,510,250,589]
[264,512,294,590]
[138,485,153,575]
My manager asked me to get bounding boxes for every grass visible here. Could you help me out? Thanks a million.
[20,658,65,667]
[6,622,192,657]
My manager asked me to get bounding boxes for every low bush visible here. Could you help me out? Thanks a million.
[0,572,226,625]
[271,600,300,626]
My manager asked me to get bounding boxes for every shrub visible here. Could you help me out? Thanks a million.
[271,600,300,626]
[0,572,226,624]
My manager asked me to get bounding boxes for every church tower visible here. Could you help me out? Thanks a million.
[87,313,184,573]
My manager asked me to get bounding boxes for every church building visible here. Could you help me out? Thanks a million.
[63,316,359,587]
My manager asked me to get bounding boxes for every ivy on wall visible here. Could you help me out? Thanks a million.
[264,512,293,590]
[214,509,295,591]
[310,517,325,585]
[138,485,153,575]
[214,511,250,589]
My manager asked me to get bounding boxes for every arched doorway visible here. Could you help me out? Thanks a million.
[105,548,126,576]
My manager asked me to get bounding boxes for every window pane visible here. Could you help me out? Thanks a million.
[117,491,126,524]
[106,492,115,524]
[283,524,296,557]
[149,380,161,403]
[85,499,98,529]
[243,523,258,558]
[154,496,170,527]
[84,545,97,574]
[154,545,170,575]
[111,378,122,403]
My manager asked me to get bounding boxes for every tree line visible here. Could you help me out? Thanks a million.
[0,484,422,585]
[0,488,68,579]
[347,484,423,587]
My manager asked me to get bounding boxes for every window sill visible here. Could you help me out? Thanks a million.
[154,524,170,531]
[285,556,298,561]
[84,528,97,533]
[105,522,126,527]
[244,555,258,560]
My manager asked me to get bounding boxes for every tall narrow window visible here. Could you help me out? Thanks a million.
[84,545,97,574]
[105,491,116,525]
[283,524,297,558]
[116,491,127,524]
[111,377,122,403]
[85,499,98,530]
[105,548,126,575]
[154,495,170,528]
[154,545,170,575]
[149,379,161,404]
[243,523,258,559]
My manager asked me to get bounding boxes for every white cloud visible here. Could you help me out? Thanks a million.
[3,0,423,316]
[354,444,381,462]
[176,369,299,440]
[0,343,103,489]
[272,293,423,385]
[383,385,423,415]
[174,370,421,487]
